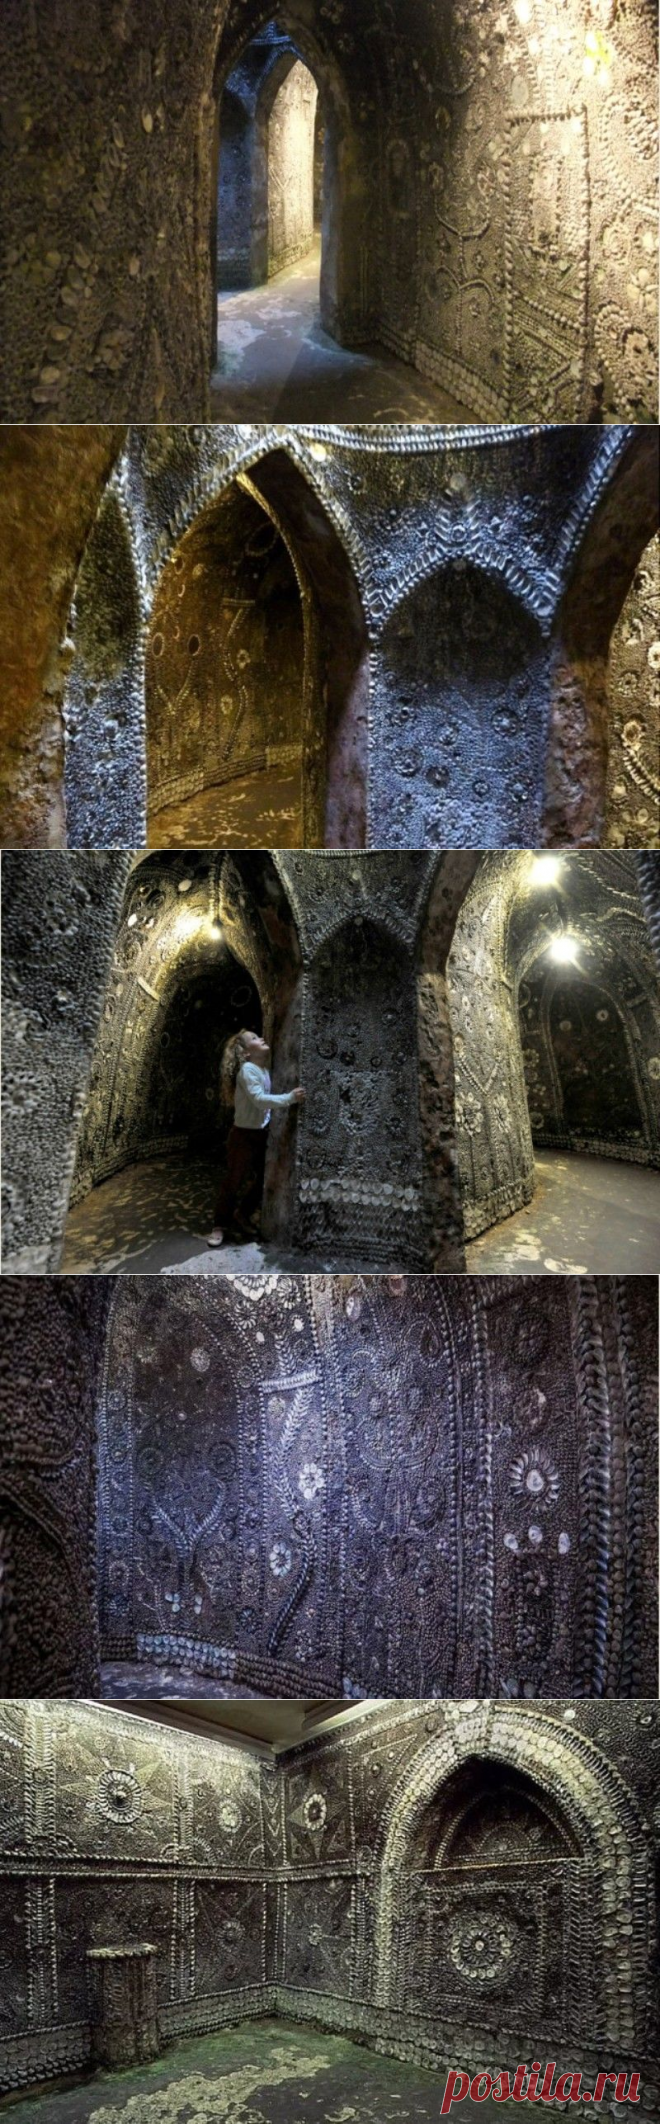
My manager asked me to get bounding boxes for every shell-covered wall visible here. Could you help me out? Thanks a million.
[605,530,660,852]
[2,0,657,422]
[448,851,660,1238]
[2,851,659,1274]
[96,1275,658,1701]
[0,1274,657,1703]
[0,1698,658,2102]
[1,425,659,853]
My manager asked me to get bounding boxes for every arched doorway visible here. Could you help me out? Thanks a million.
[146,480,307,848]
[213,19,339,387]
[446,852,660,1266]
[519,960,649,1159]
[146,452,369,851]
[61,852,303,1275]
[216,37,321,297]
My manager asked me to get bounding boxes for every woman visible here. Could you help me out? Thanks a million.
[207,1028,305,1247]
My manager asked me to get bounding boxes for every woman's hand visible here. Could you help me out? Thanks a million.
[292,1086,306,1104]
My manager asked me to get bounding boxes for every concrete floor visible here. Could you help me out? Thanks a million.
[149,767,302,850]
[62,1148,660,1277]
[1,2018,528,2121]
[211,241,472,422]
[466,1150,660,1274]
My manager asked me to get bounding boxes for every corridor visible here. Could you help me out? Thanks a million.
[211,242,471,422]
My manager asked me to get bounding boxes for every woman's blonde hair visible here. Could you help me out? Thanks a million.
[220,1028,256,1104]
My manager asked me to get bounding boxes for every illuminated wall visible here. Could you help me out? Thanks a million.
[0,1700,658,2103]
[1,426,658,852]
[2,0,657,421]
[1,1274,657,1702]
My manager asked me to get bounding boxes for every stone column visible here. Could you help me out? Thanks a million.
[86,1945,160,2070]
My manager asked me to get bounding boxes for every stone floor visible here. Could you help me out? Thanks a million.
[466,1149,660,1274]
[148,768,302,851]
[211,243,471,422]
[99,1661,260,1698]
[2,2018,527,2120]
[61,1156,316,1275]
[62,1148,660,1277]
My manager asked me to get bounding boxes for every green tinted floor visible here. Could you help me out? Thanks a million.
[3,2019,524,2122]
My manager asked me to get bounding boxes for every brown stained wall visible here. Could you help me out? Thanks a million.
[545,430,660,848]
[147,484,305,831]
[605,531,660,851]
[0,428,124,845]
[1,851,131,1272]
[267,61,317,276]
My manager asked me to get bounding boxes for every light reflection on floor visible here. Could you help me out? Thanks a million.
[60,1149,660,1277]
[148,766,302,851]
[211,241,472,423]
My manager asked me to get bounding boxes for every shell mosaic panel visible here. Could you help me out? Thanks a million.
[95,1274,658,1699]
[0,1700,658,2102]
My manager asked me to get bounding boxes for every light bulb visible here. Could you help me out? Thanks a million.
[529,856,562,888]
[548,934,579,965]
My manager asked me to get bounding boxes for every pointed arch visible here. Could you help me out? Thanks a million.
[145,446,369,848]
[373,1705,648,2050]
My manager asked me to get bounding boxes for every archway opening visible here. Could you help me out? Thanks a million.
[61,853,304,1276]
[146,480,306,848]
[146,453,369,851]
[519,959,648,1158]
[213,22,331,390]
[448,852,660,1271]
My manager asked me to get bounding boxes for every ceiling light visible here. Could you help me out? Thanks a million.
[529,856,562,887]
[548,934,579,965]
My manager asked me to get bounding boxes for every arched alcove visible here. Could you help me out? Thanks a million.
[446,852,660,1243]
[520,960,650,1160]
[374,1710,647,2052]
[414,1759,580,1870]
[146,451,369,850]
[373,562,547,850]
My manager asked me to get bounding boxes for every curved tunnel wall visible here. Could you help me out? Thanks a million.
[448,851,660,1240]
[3,0,657,421]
